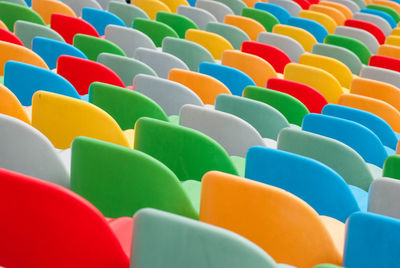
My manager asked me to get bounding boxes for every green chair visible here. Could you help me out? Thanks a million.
[133,18,179,47]
[97,53,156,86]
[243,86,309,126]
[89,82,168,130]
[108,1,149,27]
[383,154,400,181]
[132,208,280,268]
[134,117,239,182]
[70,137,198,219]
[162,37,214,71]
[0,2,44,31]
[73,34,126,61]
[213,0,246,15]
[277,128,380,191]
[14,20,64,49]
[241,7,279,32]
[366,4,400,23]
[156,11,198,39]
[324,34,372,65]
[205,22,250,50]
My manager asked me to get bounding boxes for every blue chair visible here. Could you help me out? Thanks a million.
[245,146,363,222]
[82,7,126,36]
[360,8,397,28]
[322,104,398,151]
[4,61,83,106]
[344,212,400,267]
[254,2,291,24]
[32,37,87,70]
[302,113,390,168]
[199,62,255,96]
[286,17,328,42]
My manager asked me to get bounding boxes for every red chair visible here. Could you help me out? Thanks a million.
[293,0,311,9]
[0,28,23,46]
[0,168,132,268]
[267,78,328,113]
[51,14,99,44]
[57,55,125,95]
[369,55,400,73]
[241,41,291,74]
[344,19,385,45]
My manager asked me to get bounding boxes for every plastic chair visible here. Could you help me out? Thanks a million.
[267,78,328,114]
[89,82,168,130]
[14,20,64,49]
[353,12,392,36]
[324,0,360,13]
[254,2,291,24]
[177,5,217,30]
[284,63,346,104]
[344,212,400,267]
[70,137,198,219]
[318,1,353,19]
[309,4,346,25]
[366,4,399,23]
[57,55,124,95]
[246,146,362,222]
[224,14,266,41]
[32,0,76,25]
[133,18,179,47]
[360,8,397,28]
[180,104,266,157]
[344,18,385,44]
[268,0,302,16]
[360,65,400,89]
[0,83,30,124]
[299,10,338,34]
[134,117,239,181]
[368,177,400,219]
[97,53,156,86]
[369,54,400,73]
[244,86,309,126]
[385,35,400,47]
[82,7,125,36]
[169,68,231,104]
[108,1,148,27]
[97,0,125,10]
[0,27,23,45]
[200,171,343,268]
[135,47,189,79]
[241,7,279,32]
[0,0,27,7]
[73,34,125,61]
[257,32,305,62]
[277,128,378,191]
[156,12,198,39]
[196,0,234,22]
[134,74,203,116]
[334,26,379,54]
[383,154,400,180]
[62,0,102,17]
[205,22,250,50]
[131,0,170,20]
[221,49,277,87]
[199,62,255,96]
[0,168,130,268]
[0,2,44,31]
[372,0,400,17]
[272,24,317,52]
[157,0,189,12]
[287,17,329,43]
[378,44,400,59]
[105,25,156,58]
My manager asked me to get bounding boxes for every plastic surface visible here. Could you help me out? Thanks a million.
[0,83,30,124]
[360,8,397,28]
[319,1,352,19]
[224,14,266,41]
[131,0,171,20]
[108,1,148,27]
[272,24,317,52]
[14,20,64,49]
[62,0,102,17]
[310,4,346,25]
[383,154,400,180]
[345,18,385,44]
[205,22,250,50]
[324,34,372,64]
[177,5,217,30]
[241,7,279,32]
[0,2,44,30]
[32,0,76,25]
[300,10,337,34]
[185,29,233,59]
[73,34,125,61]
[0,27,23,45]
[360,65,400,90]
[269,0,302,16]
[369,54,400,73]
[353,12,391,36]
[366,4,399,23]
[82,7,125,36]
[255,2,291,24]
[157,0,189,12]
[368,177,400,219]
[196,0,234,23]
[334,25,379,54]
[156,11,198,38]
[213,0,246,15]
[258,32,305,62]
[287,16,328,43]
[133,18,179,47]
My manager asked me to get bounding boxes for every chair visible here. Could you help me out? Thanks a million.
[14,20,64,49]
[200,171,343,268]
[62,0,101,17]
[360,65,400,89]
[369,55,400,73]
[344,18,385,44]
[108,1,148,27]
[32,0,76,25]
[309,4,346,25]
[334,26,379,54]
[98,0,125,10]
[196,0,234,23]
[273,24,317,52]
[241,7,279,33]
[0,2,44,31]
[298,10,337,34]
[360,8,396,28]
[245,146,362,222]
[368,177,400,219]
[255,2,291,24]
[244,86,309,126]
[325,0,360,13]
[212,0,246,15]
[89,82,168,130]
[258,32,305,62]
[366,4,399,23]
[224,14,266,41]
[353,12,391,36]
[372,0,400,17]
[134,117,239,181]
[205,22,249,50]
[0,27,23,45]
[378,44,400,59]
[318,2,352,19]
[277,128,379,191]
[177,5,217,30]
[156,11,198,39]
[133,18,179,47]
[131,0,170,20]
[0,168,130,268]
[31,91,131,149]
[0,83,30,124]
[383,154,400,180]
[82,7,125,36]
[169,68,231,104]
[287,17,329,43]
[70,137,198,219]
[157,0,189,12]
[268,0,302,16]
[73,34,125,61]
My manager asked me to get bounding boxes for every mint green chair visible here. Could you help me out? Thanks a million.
[156,11,198,39]
[108,1,149,27]
[133,18,179,47]
[205,22,250,50]
[14,20,64,49]
[213,0,246,15]
[73,34,126,61]
[0,2,44,31]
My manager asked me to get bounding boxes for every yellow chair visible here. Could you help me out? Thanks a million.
[299,10,338,34]
[373,0,400,16]
[131,0,171,20]
[299,53,354,88]
[0,20,7,31]
[224,15,266,41]
[31,91,131,149]
[185,29,233,60]
[309,4,346,25]
[339,93,400,132]
[158,0,189,12]
[32,0,76,25]
[272,24,317,52]
[168,69,231,105]
[378,44,400,59]
[351,77,400,112]
[0,84,30,124]
[199,171,344,268]
[284,63,346,104]
[318,1,352,19]
[385,35,400,47]
[221,49,277,87]
[392,28,400,36]
[0,41,48,76]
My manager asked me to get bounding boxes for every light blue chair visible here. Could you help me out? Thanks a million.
[82,7,126,36]
[287,17,328,43]
[254,2,291,24]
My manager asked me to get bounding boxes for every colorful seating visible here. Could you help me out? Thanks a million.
[196,0,234,23]
[133,18,179,47]
[272,24,317,52]
[82,7,125,36]
[382,154,400,180]
[14,20,64,49]
[241,7,279,32]
[334,25,379,54]
[224,14,266,41]
[370,54,400,73]
[108,1,149,27]
[205,22,250,50]
[0,83,30,124]
[131,0,170,20]
[156,11,198,38]
[258,32,305,62]
[178,5,217,30]
[0,2,44,31]
[368,177,400,219]
[62,0,102,17]
[73,34,126,61]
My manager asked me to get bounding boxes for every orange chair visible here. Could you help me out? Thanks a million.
[221,50,277,87]
[32,0,76,25]
[272,24,317,52]
[0,84,30,124]
[377,44,400,59]
[309,4,346,25]
[199,171,344,268]
[0,20,7,31]
[168,69,231,105]
[299,10,338,34]
[224,15,266,41]
[338,93,400,132]
[318,1,352,20]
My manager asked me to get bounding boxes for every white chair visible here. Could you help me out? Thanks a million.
[97,0,124,10]
[353,12,392,36]
[334,26,379,54]
[177,5,217,30]
[321,0,359,13]
[268,0,302,16]
[196,0,234,23]
[360,66,400,90]
[368,177,400,219]
[62,0,102,16]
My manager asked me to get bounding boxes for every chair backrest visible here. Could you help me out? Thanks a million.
[369,54,400,73]
[0,168,129,268]
[334,26,379,54]
[268,0,302,16]
[224,14,266,41]
[70,137,198,219]
[325,0,360,13]
[177,5,217,30]
[156,11,198,39]
[131,208,279,268]
[360,65,400,89]
[196,0,234,23]
[131,0,171,19]
[258,31,305,62]
[157,0,189,13]
[0,83,30,124]
[299,10,337,34]
[366,4,399,24]
[309,4,346,25]
[241,7,279,32]
[82,7,125,36]
[133,74,203,116]
[108,1,148,27]
[89,82,168,130]
[73,33,125,61]
[134,117,238,181]
[378,44,400,59]
[133,18,178,47]
[212,0,246,15]
[272,24,317,52]
[0,27,23,45]
[255,2,291,24]
[31,91,131,149]
[14,20,64,49]
[277,128,376,191]
[199,171,343,268]
[344,18,385,44]
[383,154,400,180]
[368,177,400,219]
[286,16,328,43]
[245,146,360,222]
[353,12,391,36]
[98,0,124,9]
[0,2,44,30]
[318,2,353,20]
[62,0,101,17]
[180,104,265,157]
[205,22,250,50]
